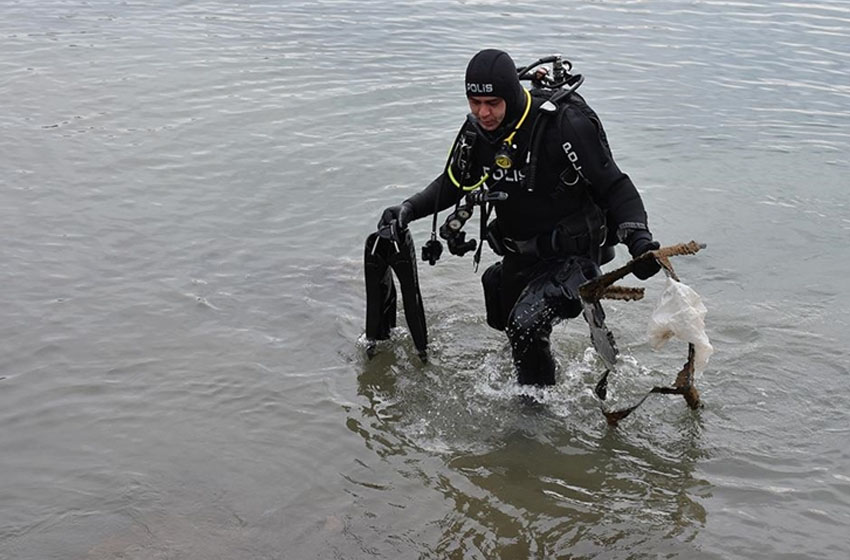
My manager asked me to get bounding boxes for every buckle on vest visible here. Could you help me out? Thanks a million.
[502,237,538,256]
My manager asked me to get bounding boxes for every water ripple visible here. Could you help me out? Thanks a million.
[2,1,850,558]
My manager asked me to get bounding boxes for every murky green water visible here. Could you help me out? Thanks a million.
[1,1,849,558]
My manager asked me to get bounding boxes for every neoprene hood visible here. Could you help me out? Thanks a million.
[465,49,525,131]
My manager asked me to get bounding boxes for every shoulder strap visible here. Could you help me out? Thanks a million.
[523,97,564,193]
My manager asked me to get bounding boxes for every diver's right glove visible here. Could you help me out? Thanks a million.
[627,230,661,280]
[377,202,414,231]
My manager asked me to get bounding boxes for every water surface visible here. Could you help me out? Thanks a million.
[1,1,849,558]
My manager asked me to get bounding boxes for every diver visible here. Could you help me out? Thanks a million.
[377,49,661,386]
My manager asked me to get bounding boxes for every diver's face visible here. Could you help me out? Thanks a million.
[468,96,506,131]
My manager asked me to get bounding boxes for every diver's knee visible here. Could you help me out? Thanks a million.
[505,303,533,341]
[506,301,552,349]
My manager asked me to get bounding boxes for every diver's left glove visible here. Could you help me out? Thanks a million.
[378,202,414,231]
[627,230,661,280]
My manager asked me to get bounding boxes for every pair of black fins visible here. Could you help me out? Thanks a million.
[364,225,428,363]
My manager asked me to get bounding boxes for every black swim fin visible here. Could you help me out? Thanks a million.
[364,227,428,362]
[364,234,397,357]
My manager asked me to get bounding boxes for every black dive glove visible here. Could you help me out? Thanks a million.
[377,202,413,231]
[627,231,662,280]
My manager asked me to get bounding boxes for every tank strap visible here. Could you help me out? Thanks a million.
[522,100,559,193]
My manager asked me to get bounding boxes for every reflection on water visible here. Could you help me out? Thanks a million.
[349,353,710,558]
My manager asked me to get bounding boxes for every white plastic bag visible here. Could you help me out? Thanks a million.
[647,277,713,373]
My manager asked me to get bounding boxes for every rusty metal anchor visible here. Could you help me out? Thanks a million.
[579,241,707,426]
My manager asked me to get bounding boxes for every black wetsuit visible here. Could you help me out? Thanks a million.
[403,90,653,385]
